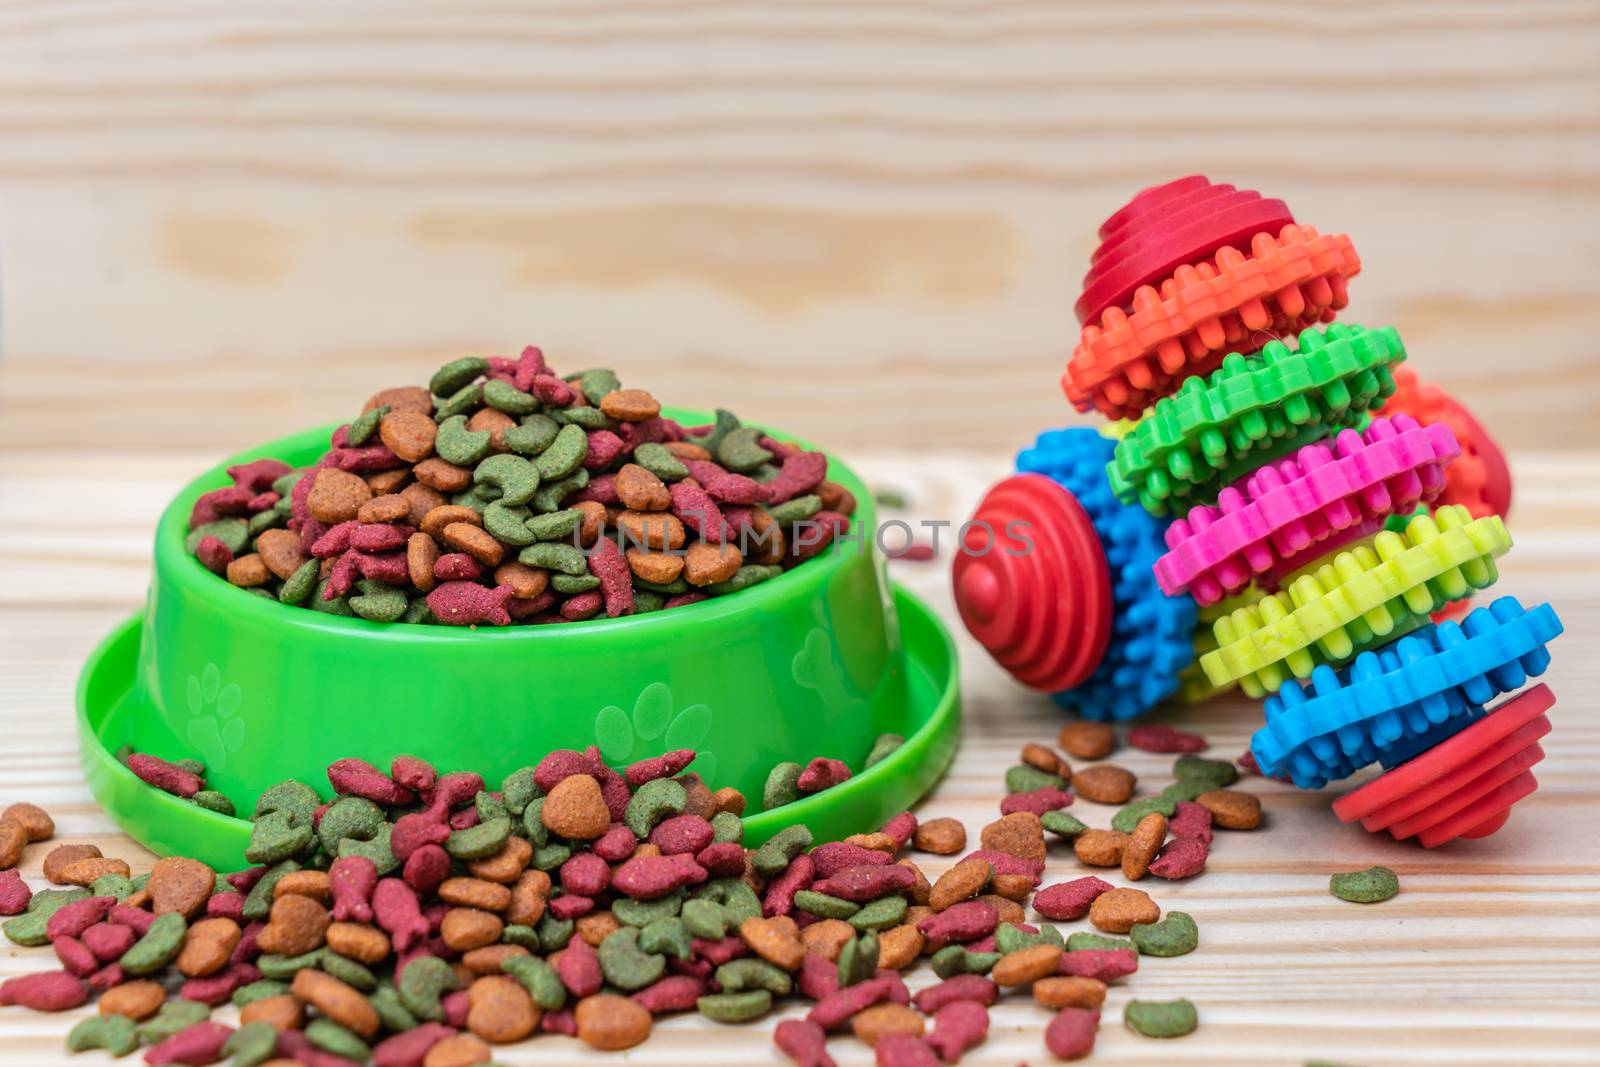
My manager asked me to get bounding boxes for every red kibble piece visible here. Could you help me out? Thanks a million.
[441,988,470,1028]
[623,750,696,788]
[228,458,292,493]
[311,520,355,559]
[181,961,259,1005]
[559,852,611,897]
[764,451,829,505]
[54,936,98,977]
[595,764,633,823]
[560,589,604,621]
[1044,1006,1100,1060]
[110,903,156,937]
[588,537,635,618]
[189,484,255,530]
[0,970,88,1011]
[649,814,713,856]
[432,553,483,582]
[912,974,998,1013]
[540,892,595,920]
[541,1008,577,1036]
[0,869,32,915]
[1127,723,1207,753]
[373,878,430,954]
[391,812,451,863]
[1148,836,1210,880]
[787,512,849,563]
[334,443,405,472]
[809,843,891,880]
[664,592,708,610]
[328,855,378,923]
[226,867,267,894]
[351,523,410,553]
[194,535,234,575]
[46,896,116,941]
[797,954,838,1000]
[684,460,772,505]
[926,999,989,1062]
[372,1022,457,1067]
[87,963,124,992]
[1033,876,1114,921]
[631,975,705,1015]
[328,758,416,807]
[812,863,915,903]
[404,844,451,898]
[875,1034,940,1067]
[796,758,852,795]
[426,581,514,626]
[1168,801,1214,844]
[1000,787,1074,816]
[571,471,617,506]
[127,753,202,798]
[246,490,280,512]
[691,935,748,966]
[762,854,814,918]
[694,842,746,878]
[357,549,409,587]
[807,973,899,1030]
[916,900,999,946]
[530,374,573,407]
[533,749,604,793]
[231,922,262,966]
[391,755,437,796]
[961,849,1044,880]
[512,346,547,392]
[81,921,135,962]
[426,771,485,815]
[879,812,916,849]
[555,935,603,998]
[1058,949,1138,982]
[206,893,244,922]
[582,429,627,471]
[611,853,707,900]
[145,1020,234,1065]
[774,1018,837,1067]
[591,825,639,863]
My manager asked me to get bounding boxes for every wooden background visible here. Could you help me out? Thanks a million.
[1,0,1598,455]
[2,2,1599,1064]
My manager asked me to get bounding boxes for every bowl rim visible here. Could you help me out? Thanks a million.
[159,407,880,641]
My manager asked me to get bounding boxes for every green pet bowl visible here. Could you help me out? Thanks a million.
[76,410,960,871]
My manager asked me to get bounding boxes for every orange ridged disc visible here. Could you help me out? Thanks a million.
[1379,367,1512,520]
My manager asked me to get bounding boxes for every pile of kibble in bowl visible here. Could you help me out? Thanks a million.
[185,346,855,626]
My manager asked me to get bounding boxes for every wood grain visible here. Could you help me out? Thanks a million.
[1,0,1598,453]
[1,440,1598,1065]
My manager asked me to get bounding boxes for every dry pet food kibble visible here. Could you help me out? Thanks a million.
[1329,866,1401,904]
[185,347,853,627]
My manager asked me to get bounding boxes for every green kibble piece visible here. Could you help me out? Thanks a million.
[174,757,207,777]
[535,423,588,481]
[504,414,560,457]
[1125,997,1199,1038]
[766,494,820,525]
[4,887,90,945]
[638,917,691,960]
[1330,866,1400,904]
[352,580,407,620]
[255,779,321,822]
[751,824,812,877]
[716,426,773,473]
[536,914,575,952]
[864,733,905,769]
[187,518,249,556]
[849,895,907,932]
[232,979,292,1007]
[551,404,610,430]
[482,501,535,547]
[248,509,284,537]
[1005,763,1069,794]
[762,762,803,811]
[612,891,684,928]
[710,811,743,845]
[243,859,300,921]
[697,989,772,1023]
[257,950,325,981]
[1131,911,1199,958]
[551,573,601,594]
[436,414,492,466]
[121,912,187,975]
[1111,794,1179,833]
[451,485,496,513]
[521,798,548,846]
[67,1014,138,1056]
[434,382,484,421]
[519,540,588,576]
[1159,778,1213,804]
[531,842,571,871]
[189,790,236,817]
[873,489,908,509]
[311,578,354,615]
[930,945,999,979]
[633,442,688,482]
[1067,932,1133,952]
[1173,754,1239,788]
[703,565,783,597]
[598,927,667,991]
[996,921,1063,954]
[318,796,383,854]
[398,955,459,1022]
[681,898,731,939]
[89,872,136,901]
[792,890,859,920]
[222,1020,280,1067]
[836,932,879,988]
[476,453,540,507]
[484,378,538,415]
[503,955,567,1011]
[715,959,791,996]
[279,558,319,604]
[688,408,740,453]
[502,924,541,949]
[347,404,387,446]
[447,815,512,860]
[500,767,540,815]
[625,778,687,838]
[306,1017,369,1060]
[1041,810,1089,839]
[694,879,762,925]
[369,984,419,1032]
[338,822,398,875]
[321,951,377,991]
[430,356,489,396]
[271,471,305,497]
[633,576,689,595]
[575,368,621,405]
[402,598,434,624]
[136,999,210,1045]
[526,508,583,542]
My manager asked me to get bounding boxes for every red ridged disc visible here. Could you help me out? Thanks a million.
[952,474,1112,693]
[1075,176,1295,326]
[1332,684,1554,848]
